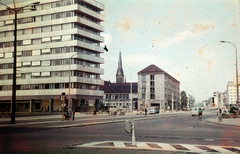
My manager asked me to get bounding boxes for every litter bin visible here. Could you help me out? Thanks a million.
[218,115,222,122]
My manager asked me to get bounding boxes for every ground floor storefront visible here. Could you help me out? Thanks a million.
[0,98,101,113]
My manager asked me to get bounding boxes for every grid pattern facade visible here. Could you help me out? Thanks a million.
[0,0,105,112]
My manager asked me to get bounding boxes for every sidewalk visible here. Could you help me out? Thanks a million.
[206,117,240,127]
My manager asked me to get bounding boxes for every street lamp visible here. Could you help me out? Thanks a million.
[68,52,82,116]
[0,1,40,124]
[220,41,239,108]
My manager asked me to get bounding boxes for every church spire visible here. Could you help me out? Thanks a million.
[116,52,124,83]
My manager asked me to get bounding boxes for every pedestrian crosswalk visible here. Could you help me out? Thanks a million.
[74,141,240,153]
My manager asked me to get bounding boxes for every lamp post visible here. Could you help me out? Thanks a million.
[68,52,82,116]
[220,41,239,107]
[130,70,138,113]
[0,1,40,124]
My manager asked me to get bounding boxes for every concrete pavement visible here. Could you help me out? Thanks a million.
[1,110,240,128]
[206,117,240,127]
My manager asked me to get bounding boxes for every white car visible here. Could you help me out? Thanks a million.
[191,107,199,116]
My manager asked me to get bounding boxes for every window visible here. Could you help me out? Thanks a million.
[35,16,41,22]
[32,38,41,45]
[142,75,146,81]
[42,26,51,32]
[150,75,154,80]
[142,81,146,87]
[52,48,61,54]
[33,27,41,33]
[150,88,155,93]
[106,94,108,99]
[142,94,145,99]
[23,29,32,35]
[52,13,61,19]
[42,15,51,21]
[6,31,13,37]
[126,94,129,99]
[142,88,146,94]
[22,50,32,57]
[42,3,51,9]
[62,23,72,30]
[151,94,155,99]
[52,25,61,31]
[66,11,72,17]
[150,81,155,87]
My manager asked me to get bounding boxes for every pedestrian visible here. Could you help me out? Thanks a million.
[219,108,222,115]
[72,110,75,120]
[47,106,49,112]
[145,108,147,117]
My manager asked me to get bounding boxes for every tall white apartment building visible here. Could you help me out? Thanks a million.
[138,65,180,111]
[0,0,105,112]
[227,81,240,107]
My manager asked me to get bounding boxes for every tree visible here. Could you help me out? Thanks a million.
[188,94,196,108]
[99,101,105,111]
[180,91,188,109]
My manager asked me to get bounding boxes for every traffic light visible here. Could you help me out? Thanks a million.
[212,97,214,103]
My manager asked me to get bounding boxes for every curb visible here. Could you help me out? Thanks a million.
[206,118,240,127]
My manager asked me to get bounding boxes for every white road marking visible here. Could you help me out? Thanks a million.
[113,141,126,148]
[180,144,207,153]
[75,141,240,153]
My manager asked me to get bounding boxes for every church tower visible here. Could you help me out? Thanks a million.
[116,52,125,83]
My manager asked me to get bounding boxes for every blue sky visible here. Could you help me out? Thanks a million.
[1,0,240,103]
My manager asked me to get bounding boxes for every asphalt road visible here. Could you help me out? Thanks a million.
[0,110,239,153]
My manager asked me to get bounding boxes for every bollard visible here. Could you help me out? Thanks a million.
[132,123,135,145]
[218,115,222,122]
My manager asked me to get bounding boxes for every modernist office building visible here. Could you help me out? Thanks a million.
[138,65,180,111]
[0,0,105,112]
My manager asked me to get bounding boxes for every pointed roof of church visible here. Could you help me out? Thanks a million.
[116,52,124,76]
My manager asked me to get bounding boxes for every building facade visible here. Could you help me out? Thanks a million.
[138,65,180,111]
[101,52,138,110]
[101,81,138,110]
[227,81,239,107]
[0,0,105,112]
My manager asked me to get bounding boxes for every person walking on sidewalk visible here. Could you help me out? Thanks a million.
[145,108,147,117]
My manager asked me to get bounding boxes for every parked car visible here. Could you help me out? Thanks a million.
[191,107,199,116]
[149,107,160,114]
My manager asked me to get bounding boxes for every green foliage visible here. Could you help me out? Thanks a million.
[188,94,196,108]
[99,101,105,111]
[229,106,238,113]
[180,91,188,108]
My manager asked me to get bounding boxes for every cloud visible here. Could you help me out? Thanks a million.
[152,30,197,49]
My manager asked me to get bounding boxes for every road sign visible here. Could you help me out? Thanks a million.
[124,119,137,134]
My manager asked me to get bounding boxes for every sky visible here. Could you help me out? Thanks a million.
[1,0,240,103]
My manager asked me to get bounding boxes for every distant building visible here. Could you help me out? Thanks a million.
[101,81,138,109]
[137,65,180,111]
[227,81,239,107]
[0,0,105,112]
